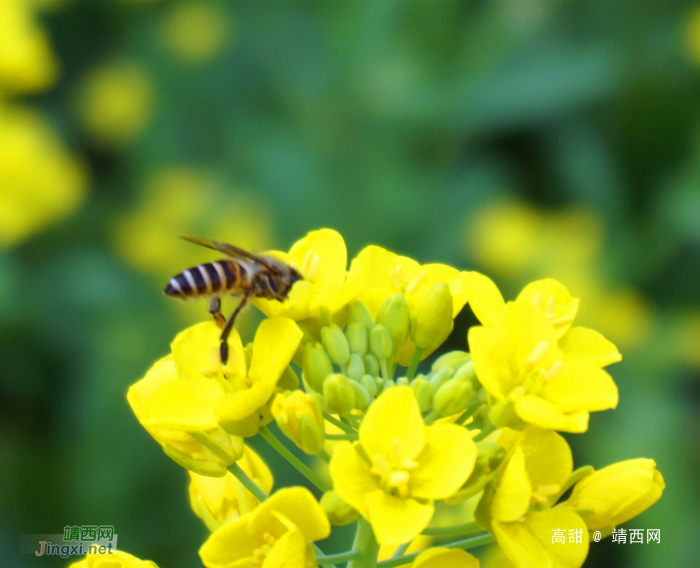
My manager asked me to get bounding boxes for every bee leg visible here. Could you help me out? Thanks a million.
[219,295,249,365]
[209,297,226,329]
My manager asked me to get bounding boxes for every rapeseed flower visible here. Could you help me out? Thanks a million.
[68,550,158,568]
[412,548,480,568]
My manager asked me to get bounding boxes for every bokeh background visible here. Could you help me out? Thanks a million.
[2,1,700,566]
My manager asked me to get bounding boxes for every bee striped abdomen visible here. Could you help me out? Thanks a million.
[164,260,245,298]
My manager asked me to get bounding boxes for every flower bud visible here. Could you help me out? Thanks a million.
[348,300,374,332]
[323,373,356,416]
[369,324,393,360]
[321,490,359,526]
[452,360,476,382]
[302,342,333,392]
[361,374,378,397]
[428,367,453,391]
[346,322,368,356]
[364,354,380,377]
[396,376,409,387]
[411,377,434,413]
[432,350,471,372]
[277,365,300,390]
[376,294,410,354]
[350,380,372,412]
[565,459,665,531]
[346,353,365,381]
[433,378,473,416]
[272,390,325,455]
[411,283,454,353]
[321,323,350,367]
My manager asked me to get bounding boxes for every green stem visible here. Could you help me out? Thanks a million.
[324,411,357,433]
[326,433,358,440]
[377,533,494,567]
[259,426,331,492]
[319,449,332,463]
[406,348,424,381]
[473,422,496,442]
[391,542,411,558]
[229,462,268,502]
[456,401,482,425]
[317,549,361,565]
[423,409,440,424]
[551,465,594,504]
[379,358,391,382]
[344,414,361,429]
[421,522,479,537]
[312,544,337,568]
[347,517,380,568]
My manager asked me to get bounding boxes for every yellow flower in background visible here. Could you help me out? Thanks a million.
[485,427,588,568]
[564,458,664,532]
[412,547,480,568]
[254,228,356,321]
[0,104,87,248]
[330,387,476,546]
[189,446,274,531]
[75,59,153,147]
[68,549,158,568]
[347,245,468,364]
[199,486,330,568]
[161,2,231,64]
[469,301,619,433]
[0,0,58,94]
[685,5,700,65]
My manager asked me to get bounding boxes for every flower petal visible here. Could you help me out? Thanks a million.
[365,491,434,546]
[263,521,308,568]
[462,271,505,326]
[516,279,579,338]
[560,327,621,368]
[288,228,347,289]
[329,441,379,518]
[518,427,572,491]
[539,363,618,414]
[199,516,258,568]
[492,447,531,522]
[515,396,589,433]
[360,386,426,462]
[413,548,480,568]
[249,318,303,387]
[410,424,476,500]
[172,322,247,381]
[144,377,223,431]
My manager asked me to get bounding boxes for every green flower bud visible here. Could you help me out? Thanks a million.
[302,342,333,392]
[432,350,471,372]
[321,490,359,526]
[348,300,374,332]
[361,374,378,397]
[375,377,386,393]
[323,373,356,416]
[395,376,409,387]
[369,324,393,360]
[190,431,245,465]
[321,323,350,367]
[350,380,371,412]
[364,354,380,377]
[278,365,300,390]
[452,360,476,382]
[346,353,365,381]
[428,367,453,391]
[411,283,454,353]
[319,306,333,328]
[376,294,410,354]
[346,322,368,356]
[163,446,227,478]
[411,377,434,413]
[433,378,473,416]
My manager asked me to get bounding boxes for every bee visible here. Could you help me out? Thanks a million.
[164,236,302,364]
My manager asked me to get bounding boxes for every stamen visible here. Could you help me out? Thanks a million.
[302,249,314,275]
[391,439,403,463]
[371,455,390,477]
[306,254,321,283]
[542,360,565,382]
[551,315,574,328]
[406,270,428,295]
[531,293,542,307]
[522,341,549,372]
[389,265,405,293]
[388,470,409,487]
[545,295,556,317]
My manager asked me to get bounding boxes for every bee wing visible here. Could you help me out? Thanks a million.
[179,236,278,271]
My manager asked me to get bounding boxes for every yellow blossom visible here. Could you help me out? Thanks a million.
[68,550,158,568]
[0,0,57,93]
[161,2,231,64]
[330,387,476,546]
[0,104,87,248]
[484,427,588,568]
[347,245,469,364]
[469,301,619,433]
[412,547,480,568]
[564,458,664,532]
[199,486,330,568]
[254,228,356,321]
[189,445,274,531]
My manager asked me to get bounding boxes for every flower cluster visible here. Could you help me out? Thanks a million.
[75,228,663,568]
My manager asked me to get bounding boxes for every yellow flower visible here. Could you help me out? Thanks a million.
[330,387,476,546]
[189,445,274,531]
[68,550,158,568]
[75,59,153,148]
[412,547,480,568]
[347,245,469,364]
[199,486,330,568]
[485,427,588,568]
[469,301,619,433]
[0,104,87,248]
[0,0,57,93]
[161,2,231,64]
[564,459,664,532]
[272,390,325,455]
[254,228,356,321]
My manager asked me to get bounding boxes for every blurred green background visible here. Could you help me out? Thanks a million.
[2,1,700,566]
